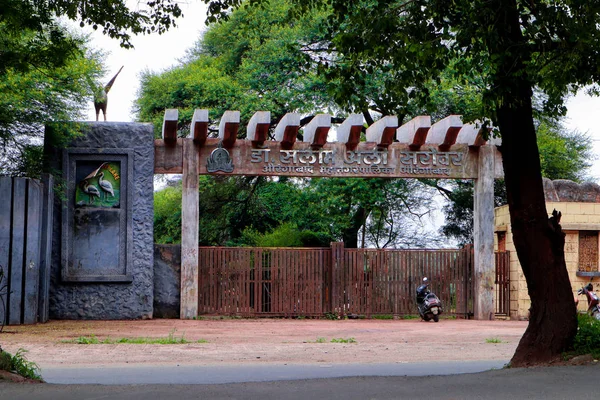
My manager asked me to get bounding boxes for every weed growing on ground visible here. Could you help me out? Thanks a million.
[1,349,43,381]
[485,337,503,344]
[315,337,327,343]
[372,314,394,320]
[330,337,357,343]
[62,330,208,345]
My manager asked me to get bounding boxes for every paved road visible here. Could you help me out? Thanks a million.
[1,363,599,399]
[40,360,507,385]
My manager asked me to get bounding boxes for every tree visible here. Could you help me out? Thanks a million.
[439,119,593,245]
[202,0,600,365]
[0,25,103,176]
[1,0,186,175]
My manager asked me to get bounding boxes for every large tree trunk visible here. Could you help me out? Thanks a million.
[493,0,577,366]
[342,206,369,248]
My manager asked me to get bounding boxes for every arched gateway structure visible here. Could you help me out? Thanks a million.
[154,109,504,320]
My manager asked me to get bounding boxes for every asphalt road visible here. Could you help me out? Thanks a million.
[1,363,598,400]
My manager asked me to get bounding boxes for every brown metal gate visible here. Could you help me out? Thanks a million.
[197,244,507,318]
[495,251,510,316]
[198,247,331,317]
[334,247,473,318]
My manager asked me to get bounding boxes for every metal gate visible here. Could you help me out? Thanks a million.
[197,244,488,318]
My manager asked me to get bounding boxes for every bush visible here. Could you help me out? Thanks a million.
[573,314,600,358]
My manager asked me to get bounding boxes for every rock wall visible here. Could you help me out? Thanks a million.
[45,122,154,319]
[544,178,600,203]
[153,245,181,318]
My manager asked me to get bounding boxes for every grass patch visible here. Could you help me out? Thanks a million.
[485,337,503,344]
[372,314,394,320]
[0,349,42,381]
[402,315,419,320]
[330,337,357,343]
[315,337,327,343]
[62,330,207,345]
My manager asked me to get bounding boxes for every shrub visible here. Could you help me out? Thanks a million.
[573,314,600,358]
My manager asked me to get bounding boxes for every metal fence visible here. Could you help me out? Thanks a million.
[196,244,510,319]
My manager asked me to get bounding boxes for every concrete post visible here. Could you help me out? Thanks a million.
[181,138,199,319]
[474,145,495,320]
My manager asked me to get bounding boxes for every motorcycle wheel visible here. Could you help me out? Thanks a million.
[423,314,431,322]
[433,315,439,322]
[594,312,600,321]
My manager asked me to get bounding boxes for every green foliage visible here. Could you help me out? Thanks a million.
[314,337,327,343]
[330,337,356,343]
[0,24,104,176]
[153,184,183,244]
[63,331,197,345]
[372,314,394,320]
[573,314,600,358]
[0,351,11,371]
[485,337,503,344]
[4,349,42,381]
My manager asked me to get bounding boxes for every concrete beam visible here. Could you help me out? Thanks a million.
[366,115,398,149]
[162,109,179,145]
[218,110,240,148]
[302,114,331,149]
[396,116,431,149]
[336,114,363,151]
[190,109,209,146]
[274,112,300,149]
[426,115,463,151]
[246,111,271,148]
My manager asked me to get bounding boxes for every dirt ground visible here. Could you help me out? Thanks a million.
[0,318,528,369]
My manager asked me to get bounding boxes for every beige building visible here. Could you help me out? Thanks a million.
[494,178,600,320]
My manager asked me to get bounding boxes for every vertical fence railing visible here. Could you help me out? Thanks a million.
[495,251,510,316]
[0,176,52,326]
[197,244,501,319]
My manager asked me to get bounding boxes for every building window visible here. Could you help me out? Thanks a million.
[579,231,599,273]
[497,232,506,252]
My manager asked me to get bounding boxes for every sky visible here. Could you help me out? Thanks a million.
[82,2,600,183]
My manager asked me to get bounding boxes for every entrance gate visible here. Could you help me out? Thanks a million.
[196,244,494,318]
[154,109,504,320]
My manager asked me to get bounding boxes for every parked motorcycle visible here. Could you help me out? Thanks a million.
[416,277,443,322]
[577,283,600,320]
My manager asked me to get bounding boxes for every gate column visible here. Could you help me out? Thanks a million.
[474,145,495,319]
[181,138,199,319]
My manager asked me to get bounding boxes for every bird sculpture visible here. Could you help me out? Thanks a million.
[81,180,100,204]
[94,66,124,121]
[98,171,114,200]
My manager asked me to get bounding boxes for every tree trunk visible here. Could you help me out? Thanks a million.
[493,0,577,366]
[342,206,369,248]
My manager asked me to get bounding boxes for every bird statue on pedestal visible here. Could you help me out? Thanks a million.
[94,66,124,121]
[98,172,114,200]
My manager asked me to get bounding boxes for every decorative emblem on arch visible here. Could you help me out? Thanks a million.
[207,142,234,173]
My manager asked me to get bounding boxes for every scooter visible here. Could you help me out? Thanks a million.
[577,283,600,320]
[416,277,443,322]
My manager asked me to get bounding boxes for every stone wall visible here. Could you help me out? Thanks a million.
[154,245,181,318]
[45,122,155,319]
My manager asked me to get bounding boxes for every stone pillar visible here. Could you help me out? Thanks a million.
[180,138,199,319]
[45,122,154,319]
[473,145,495,320]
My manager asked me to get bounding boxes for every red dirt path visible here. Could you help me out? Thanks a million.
[0,319,527,368]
